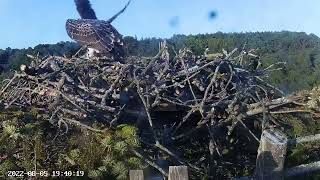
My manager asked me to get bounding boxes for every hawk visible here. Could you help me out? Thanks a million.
[66,0,130,61]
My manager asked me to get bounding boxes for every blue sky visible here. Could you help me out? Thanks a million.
[0,0,319,49]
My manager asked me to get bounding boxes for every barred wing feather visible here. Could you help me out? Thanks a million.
[66,19,123,52]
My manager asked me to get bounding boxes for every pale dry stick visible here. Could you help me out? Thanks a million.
[4,89,27,109]
[131,149,168,177]
[250,85,268,100]
[254,76,284,95]
[72,46,87,58]
[158,96,191,107]
[179,57,198,104]
[59,93,87,112]
[265,68,284,72]
[4,80,23,101]
[151,94,160,108]
[78,85,105,94]
[60,108,87,118]
[222,64,234,92]
[0,73,18,96]
[246,91,260,104]
[172,124,205,141]
[77,76,87,87]
[200,61,224,109]
[27,81,32,104]
[141,47,165,75]
[57,117,69,134]
[63,117,107,133]
[268,115,281,126]
[26,82,87,113]
[32,80,116,112]
[247,96,301,110]
[233,49,246,66]
[270,109,320,117]
[207,62,234,100]
[236,44,247,65]
[174,60,218,78]
[173,108,196,134]
[207,124,222,158]
[263,62,286,71]
[184,98,205,105]
[174,62,229,133]
[49,107,61,124]
[49,76,66,110]
[109,104,126,127]
[140,138,203,173]
[133,69,159,144]
[101,66,127,106]
[155,142,203,172]
[237,118,260,142]
[245,97,306,117]
[76,86,105,99]
[224,48,238,60]
[156,44,171,81]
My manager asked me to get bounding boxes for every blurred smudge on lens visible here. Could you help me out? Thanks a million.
[169,16,180,28]
[208,10,218,20]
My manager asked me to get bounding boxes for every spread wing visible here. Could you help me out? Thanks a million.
[66,19,123,52]
[74,0,97,19]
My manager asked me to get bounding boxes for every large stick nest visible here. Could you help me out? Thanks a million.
[1,41,319,177]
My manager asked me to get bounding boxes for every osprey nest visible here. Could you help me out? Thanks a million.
[1,42,319,176]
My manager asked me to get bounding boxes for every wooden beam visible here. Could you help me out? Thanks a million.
[129,170,144,180]
[168,166,189,180]
[254,129,288,180]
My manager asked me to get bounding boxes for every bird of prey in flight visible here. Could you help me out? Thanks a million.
[66,0,131,61]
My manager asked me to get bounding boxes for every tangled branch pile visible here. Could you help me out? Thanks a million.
[1,42,319,178]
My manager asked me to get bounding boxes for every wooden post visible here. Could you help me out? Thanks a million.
[129,170,144,180]
[255,129,288,180]
[168,166,188,180]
